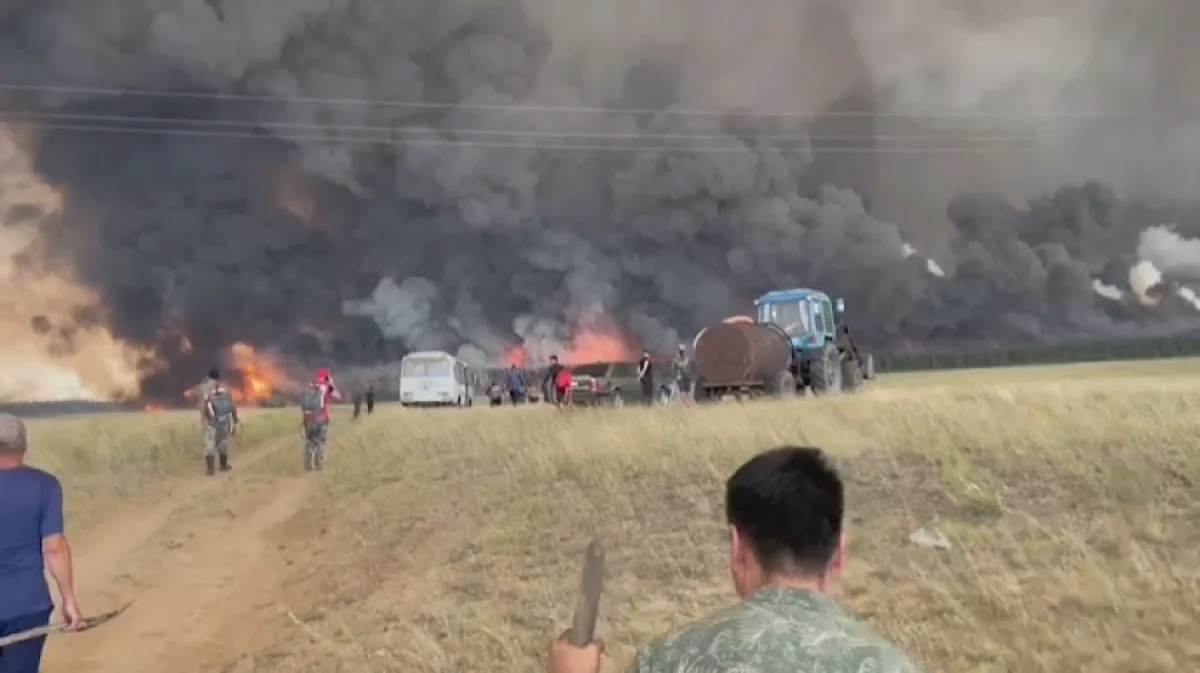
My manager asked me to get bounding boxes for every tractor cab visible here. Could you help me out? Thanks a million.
[753,288,845,355]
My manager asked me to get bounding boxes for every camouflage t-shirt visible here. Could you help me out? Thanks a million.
[628,586,922,673]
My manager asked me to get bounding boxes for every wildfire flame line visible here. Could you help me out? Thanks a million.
[506,325,635,367]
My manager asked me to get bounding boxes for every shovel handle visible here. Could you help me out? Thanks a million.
[568,539,606,647]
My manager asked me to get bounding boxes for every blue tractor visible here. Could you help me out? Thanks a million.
[691,288,876,400]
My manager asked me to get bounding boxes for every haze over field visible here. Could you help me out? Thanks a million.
[2,0,1200,402]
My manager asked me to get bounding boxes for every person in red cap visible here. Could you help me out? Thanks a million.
[299,368,342,471]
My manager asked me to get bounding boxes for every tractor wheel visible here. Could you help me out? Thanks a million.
[841,356,864,392]
[770,370,796,398]
[808,345,843,395]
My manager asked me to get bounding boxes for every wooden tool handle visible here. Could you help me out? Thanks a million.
[0,602,132,649]
[568,539,606,647]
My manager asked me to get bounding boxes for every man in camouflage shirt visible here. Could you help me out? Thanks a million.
[188,367,222,464]
[547,446,922,673]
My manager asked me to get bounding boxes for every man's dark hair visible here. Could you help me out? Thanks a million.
[725,446,844,576]
[207,366,220,380]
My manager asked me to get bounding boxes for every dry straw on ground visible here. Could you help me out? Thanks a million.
[25,361,1200,673]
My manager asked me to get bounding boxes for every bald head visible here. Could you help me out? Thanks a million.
[0,414,28,455]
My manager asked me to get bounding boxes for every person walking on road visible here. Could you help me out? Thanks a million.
[200,368,239,476]
[300,368,342,472]
[0,413,84,673]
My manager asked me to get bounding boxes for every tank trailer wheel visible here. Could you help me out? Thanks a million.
[771,370,796,398]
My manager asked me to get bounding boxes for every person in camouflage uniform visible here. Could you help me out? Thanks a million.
[198,367,239,476]
[547,446,923,673]
[188,368,222,474]
[669,344,693,405]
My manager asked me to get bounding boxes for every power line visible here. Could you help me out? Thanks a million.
[0,109,1042,144]
[0,118,1050,153]
[0,81,1177,120]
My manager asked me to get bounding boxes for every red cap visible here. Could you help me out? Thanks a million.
[315,368,331,381]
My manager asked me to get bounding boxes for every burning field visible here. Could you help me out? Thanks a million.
[169,342,294,410]
[2,0,1200,406]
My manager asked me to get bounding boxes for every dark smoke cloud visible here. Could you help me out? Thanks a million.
[2,0,1200,401]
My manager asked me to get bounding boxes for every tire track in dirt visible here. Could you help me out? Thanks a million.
[40,433,311,673]
[45,475,315,673]
[57,438,290,613]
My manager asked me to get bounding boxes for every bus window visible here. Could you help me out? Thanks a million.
[402,357,451,378]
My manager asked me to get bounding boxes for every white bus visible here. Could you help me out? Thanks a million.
[398,351,475,408]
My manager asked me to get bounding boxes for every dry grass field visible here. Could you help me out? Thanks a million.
[21,360,1200,673]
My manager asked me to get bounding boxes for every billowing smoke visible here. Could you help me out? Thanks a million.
[1,0,1200,402]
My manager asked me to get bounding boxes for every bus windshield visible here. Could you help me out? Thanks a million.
[402,357,452,378]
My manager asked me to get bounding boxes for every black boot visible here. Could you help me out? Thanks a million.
[218,454,231,472]
[205,455,216,476]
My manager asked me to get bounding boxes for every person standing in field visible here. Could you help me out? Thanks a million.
[669,344,693,405]
[201,370,240,476]
[546,446,924,673]
[553,365,574,408]
[637,349,654,405]
[365,385,376,415]
[0,414,84,673]
[300,368,342,472]
[188,366,221,454]
[506,364,527,405]
[543,356,566,406]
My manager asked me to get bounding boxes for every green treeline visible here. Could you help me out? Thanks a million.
[876,337,1200,373]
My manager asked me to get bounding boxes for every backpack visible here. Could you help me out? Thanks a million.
[301,384,327,419]
[208,387,236,433]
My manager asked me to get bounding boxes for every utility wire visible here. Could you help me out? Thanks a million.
[0,81,1177,120]
[0,109,1044,144]
[0,118,1050,154]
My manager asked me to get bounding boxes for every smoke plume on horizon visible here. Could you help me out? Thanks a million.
[1,0,1199,402]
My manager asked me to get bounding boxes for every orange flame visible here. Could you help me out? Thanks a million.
[506,324,636,367]
[143,403,164,412]
[227,342,289,405]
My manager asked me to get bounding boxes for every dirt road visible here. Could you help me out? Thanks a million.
[41,441,320,673]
